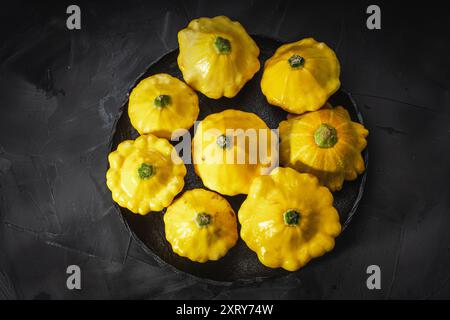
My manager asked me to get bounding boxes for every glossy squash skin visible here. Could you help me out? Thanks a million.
[106,134,186,215]
[261,38,340,114]
[239,167,341,271]
[192,109,277,196]
[128,73,199,139]
[164,188,238,263]
[178,16,260,99]
[279,105,368,191]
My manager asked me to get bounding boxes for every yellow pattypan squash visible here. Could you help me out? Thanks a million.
[128,73,199,139]
[279,105,368,191]
[192,109,277,196]
[239,167,341,271]
[177,16,260,99]
[261,38,340,114]
[106,134,186,215]
[164,188,238,262]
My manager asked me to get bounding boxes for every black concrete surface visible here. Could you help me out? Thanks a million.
[0,0,449,299]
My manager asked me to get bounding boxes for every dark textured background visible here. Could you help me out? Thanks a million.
[0,0,449,299]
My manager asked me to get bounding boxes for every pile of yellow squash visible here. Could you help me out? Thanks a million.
[106,16,368,272]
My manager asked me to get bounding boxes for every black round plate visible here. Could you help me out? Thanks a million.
[111,36,368,283]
